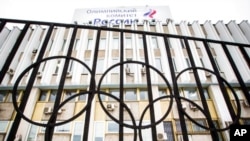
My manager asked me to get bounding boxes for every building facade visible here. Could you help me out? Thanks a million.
[0,6,250,141]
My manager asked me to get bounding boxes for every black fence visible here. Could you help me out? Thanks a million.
[0,18,250,141]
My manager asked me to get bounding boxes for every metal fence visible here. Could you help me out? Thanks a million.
[0,18,250,141]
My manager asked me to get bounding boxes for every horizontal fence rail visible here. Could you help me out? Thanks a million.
[0,18,250,141]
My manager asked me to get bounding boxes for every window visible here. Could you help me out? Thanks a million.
[79,90,87,101]
[138,37,143,48]
[213,57,221,72]
[94,122,104,141]
[242,119,250,125]
[200,58,205,68]
[155,58,163,72]
[49,90,57,102]
[96,59,104,74]
[172,58,177,72]
[55,122,71,133]
[175,119,208,133]
[74,39,80,50]
[64,90,76,102]
[191,120,207,132]
[140,89,148,100]
[203,89,210,100]
[184,88,199,100]
[113,38,119,49]
[61,39,66,51]
[151,36,158,48]
[72,122,84,141]
[0,91,8,102]
[54,60,61,74]
[185,58,191,68]
[0,121,8,132]
[67,60,74,73]
[109,89,120,101]
[107,121,119,132]
[125,89,137,101]
[159,89,167,98]
[27,124,38,141]
[125,37,132,48]
[87,39,93,49]
[180,39,186,48]
[163,121,174,141]
[6,91,20,102]
[99,38,106,50]
[39,90,47,101]
[82,59,90,74]
[111,58,119,73]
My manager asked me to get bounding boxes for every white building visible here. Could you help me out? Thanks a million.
[0,6,250,141]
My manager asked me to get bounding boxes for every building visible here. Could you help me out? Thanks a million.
[0,6,250,141]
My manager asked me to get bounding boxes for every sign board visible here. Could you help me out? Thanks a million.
[72,6,172,25]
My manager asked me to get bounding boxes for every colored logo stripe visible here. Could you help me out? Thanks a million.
[144,9,156,18]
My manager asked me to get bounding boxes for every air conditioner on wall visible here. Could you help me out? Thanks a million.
[181,103,187,110]
[141,66,146,74]
[107,103,115,111]
[157,133,167,141]
[7,68,14,75]
[189,103,198,111]
[66,71,72,78]
[44,107,53,114]
[125,67,131,74]
[37,71,42,78]
[32,49,38,53]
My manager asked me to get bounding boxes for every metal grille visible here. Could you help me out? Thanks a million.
[0,18,250,141]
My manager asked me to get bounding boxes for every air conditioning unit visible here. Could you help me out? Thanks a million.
[66,71,72,78]
[182,103,187,110]
[243,100,250,107]
[7,68,14,75]
[206,72,212,77]
[107,103,115,111]
[141,66,146,74]
[157,133,167,141]
[32,49,38,53]
[125,67,131,74]
[44,107,53,114]
[37,71,42,78]
[57,108,64,114]
[189,103,198,111]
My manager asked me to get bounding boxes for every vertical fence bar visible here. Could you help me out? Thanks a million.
[183,38,219,140]
[119,31,124,141]
[142,33,157,141]
[82,29,101,141]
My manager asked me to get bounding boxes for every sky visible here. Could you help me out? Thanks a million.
[0,0,250,24]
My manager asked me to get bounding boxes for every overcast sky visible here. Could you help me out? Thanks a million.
[0,0,250,24]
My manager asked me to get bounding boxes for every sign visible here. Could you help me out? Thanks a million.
[72,6,172,25]
[230,125,250,141]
